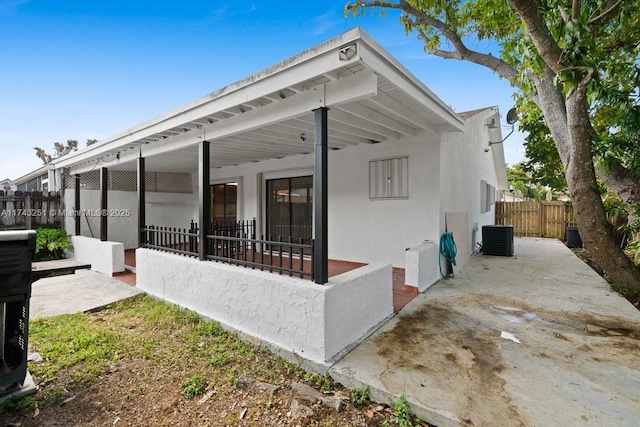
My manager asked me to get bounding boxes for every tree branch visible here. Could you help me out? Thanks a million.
[588,0,623,25]
[507,0,565,72]
[418,30,522,89]
[349,1,521,88]
[429,48,462,60]
[596,158,640,206]
[572,0,581,20]
[403,4,521,85]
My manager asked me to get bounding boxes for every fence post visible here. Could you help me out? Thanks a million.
[538,201,543,237]
[24,194,32,230]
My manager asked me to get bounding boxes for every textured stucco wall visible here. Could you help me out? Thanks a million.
[136,248,393,363]
[405,241,440,291]
[440,108,503,257]
[323,263,393,360]
[68,235,124,275]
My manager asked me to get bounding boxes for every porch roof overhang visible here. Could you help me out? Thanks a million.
[12,165,49,185]
[52,27,465,175]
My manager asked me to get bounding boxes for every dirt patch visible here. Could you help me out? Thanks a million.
[473,293,640,337]
[471,293,640,367]
[374,304,523,426]
[0,296,415,427]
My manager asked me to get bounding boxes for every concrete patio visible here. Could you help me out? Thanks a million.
[329,237,640,426]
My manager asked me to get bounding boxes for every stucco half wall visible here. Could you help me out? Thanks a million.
[68,235,124,275]
[136,248,393,363]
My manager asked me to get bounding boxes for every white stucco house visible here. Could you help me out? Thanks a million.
[47,28,507,364]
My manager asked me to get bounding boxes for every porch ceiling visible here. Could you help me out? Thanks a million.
[53,28,464,175]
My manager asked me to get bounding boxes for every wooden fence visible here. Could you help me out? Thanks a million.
[495,201,577,240]
[0,191,62,230]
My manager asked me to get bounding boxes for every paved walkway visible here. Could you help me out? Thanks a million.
[329,238,640,427]
[31,269,142,319]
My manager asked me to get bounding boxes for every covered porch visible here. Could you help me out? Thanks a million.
[51,28,462,362]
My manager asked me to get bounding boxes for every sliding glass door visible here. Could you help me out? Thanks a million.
[266,176,313,246]
[211,182,237,224]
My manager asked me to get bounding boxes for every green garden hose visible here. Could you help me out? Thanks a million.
[439,232,457,279]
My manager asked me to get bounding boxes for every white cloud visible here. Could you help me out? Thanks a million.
[312,9,342,36]
[207,5,230,22]
[0,0,28,15]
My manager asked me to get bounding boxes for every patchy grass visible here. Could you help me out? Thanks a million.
[1,295,425,426]
[351,386,371,406]
[612,282,640,299]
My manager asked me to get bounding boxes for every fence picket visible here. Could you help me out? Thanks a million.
[495,201,577,240]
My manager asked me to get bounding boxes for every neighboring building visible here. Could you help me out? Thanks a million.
[0,178,16,192]
[48,28,507,364]
[502,190,525,202]
[12,165,51,193]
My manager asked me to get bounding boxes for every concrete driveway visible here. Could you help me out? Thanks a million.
[329,238,640,427]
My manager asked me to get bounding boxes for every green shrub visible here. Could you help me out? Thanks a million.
[182,374,206,399]
[35,227,73,261]
[350,385,370,406]
[392,395,413,427]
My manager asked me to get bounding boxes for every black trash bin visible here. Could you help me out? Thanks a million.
[567,226,582,248]
[0,230,36,393]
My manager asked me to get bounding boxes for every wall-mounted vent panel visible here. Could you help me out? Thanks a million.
[482,225,514,256]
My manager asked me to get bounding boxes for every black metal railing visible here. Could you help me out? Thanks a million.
[205,233,313,279]
[210,218,256,239]
[143,225,198,257]
[142,218,314,279]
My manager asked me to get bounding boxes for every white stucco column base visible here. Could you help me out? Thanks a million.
[136,248,393,364]
[405,241,440,292]
[67,236,125,275]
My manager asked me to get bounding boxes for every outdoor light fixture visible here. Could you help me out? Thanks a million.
[487,107,518,147]
[339,44,357,61]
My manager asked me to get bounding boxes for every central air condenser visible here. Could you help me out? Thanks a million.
[481,225,514,256]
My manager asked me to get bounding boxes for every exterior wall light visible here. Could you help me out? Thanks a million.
[339,44,357,61]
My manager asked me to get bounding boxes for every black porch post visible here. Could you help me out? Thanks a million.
[199,140,211,261]
[137,156,146,248]
[100,167,108,241]
[313,107,328,284]
[74,174,81,235]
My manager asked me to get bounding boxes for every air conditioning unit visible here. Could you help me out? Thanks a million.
[482,225,514,256]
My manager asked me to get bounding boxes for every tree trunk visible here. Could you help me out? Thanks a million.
[536,75,640,292]
[596,160,640,227]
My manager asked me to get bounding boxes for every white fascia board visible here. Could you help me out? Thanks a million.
[53,30,369,170]
[477,107,508,190]
[356,38,464,132]
[491,135,508,190]
[67,71,378,174]
[12,165,49,184]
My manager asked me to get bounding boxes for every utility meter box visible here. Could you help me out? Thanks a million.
[0,230,36,393]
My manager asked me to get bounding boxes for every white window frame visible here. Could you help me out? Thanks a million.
[480,179,496,213]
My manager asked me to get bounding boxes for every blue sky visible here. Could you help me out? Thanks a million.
[0,0,525,181]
